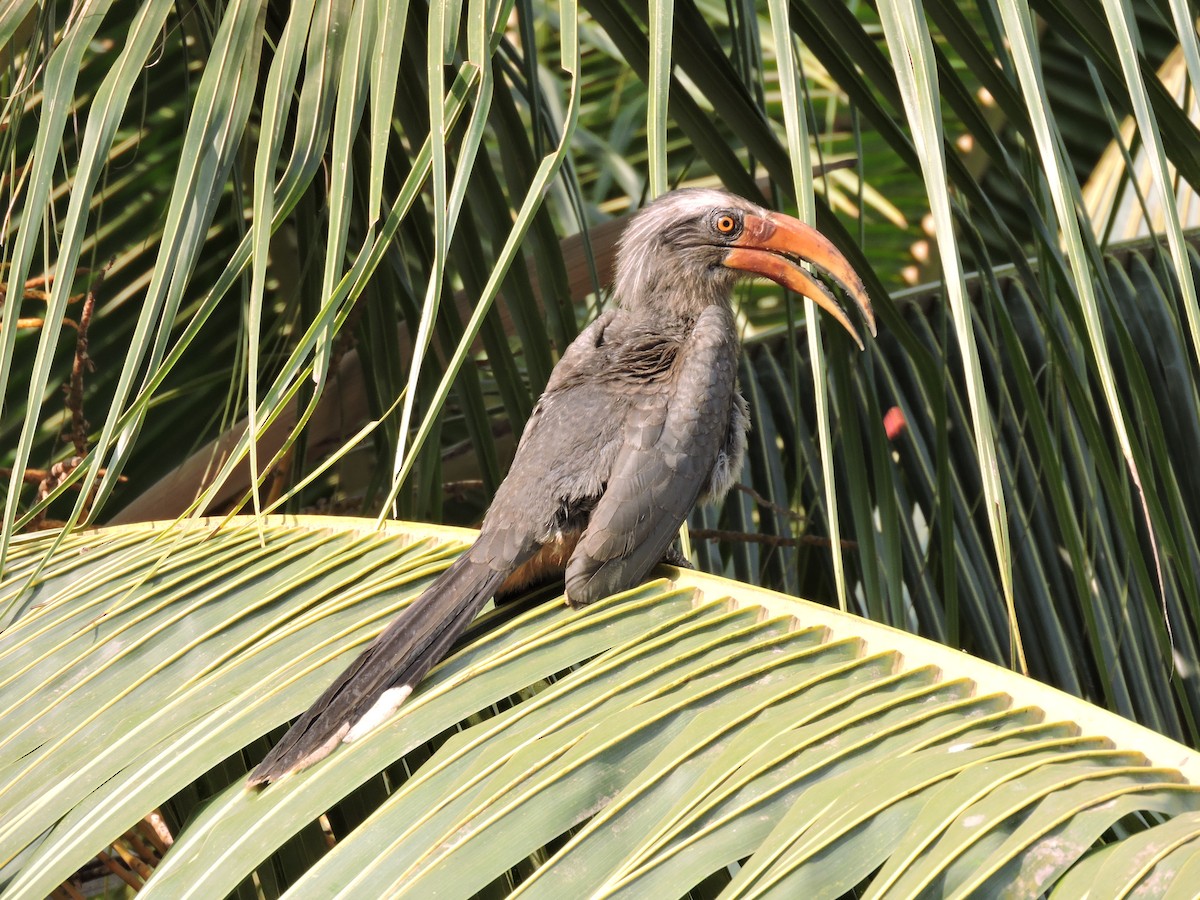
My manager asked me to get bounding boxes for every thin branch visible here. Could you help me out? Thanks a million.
[690,527,857,551]
[64,264,107,458]
[732,482,810,524]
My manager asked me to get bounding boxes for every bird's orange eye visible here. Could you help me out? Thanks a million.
[716,214,737,234]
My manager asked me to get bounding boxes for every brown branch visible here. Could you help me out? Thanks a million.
[14,316,83,329]
[139,810,174,854]
[0,467,51,485]
[25,457,126,532]
[64,269,103,458]
[689,527,857,552]
[1,464,123,491]
[35,457,85,502]
[115,831,157,880]
[1,264,92,329]
[732,482,812,524]
[94,849,143,891]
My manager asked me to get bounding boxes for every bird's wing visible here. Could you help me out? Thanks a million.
[248,312,628,786]
[565,303,740,605]
[467,308,625,564]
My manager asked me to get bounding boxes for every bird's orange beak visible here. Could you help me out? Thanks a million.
[723,212,876,349]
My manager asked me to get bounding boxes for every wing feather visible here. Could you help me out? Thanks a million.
[565,304,740,605]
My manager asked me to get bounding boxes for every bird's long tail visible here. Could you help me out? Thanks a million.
[248,553,510,786]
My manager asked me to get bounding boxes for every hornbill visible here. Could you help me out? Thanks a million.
[248,187,874,786]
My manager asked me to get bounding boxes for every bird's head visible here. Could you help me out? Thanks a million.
[612,187,875,347]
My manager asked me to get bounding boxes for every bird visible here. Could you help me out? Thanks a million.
[248,187,875,786]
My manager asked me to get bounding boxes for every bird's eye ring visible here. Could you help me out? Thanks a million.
[715,214,737,234]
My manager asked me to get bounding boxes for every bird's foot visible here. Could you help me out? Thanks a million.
[658,546,694,569]
[562,546,694,611]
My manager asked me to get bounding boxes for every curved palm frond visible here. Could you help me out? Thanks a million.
[1,517,1198,898]
[724,238,1200,746]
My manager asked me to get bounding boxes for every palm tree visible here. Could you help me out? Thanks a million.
[3,0,1200,895]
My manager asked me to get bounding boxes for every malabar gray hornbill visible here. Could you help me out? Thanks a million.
[248,187,874,786]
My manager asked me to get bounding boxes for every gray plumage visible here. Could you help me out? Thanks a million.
[248,187,868,786]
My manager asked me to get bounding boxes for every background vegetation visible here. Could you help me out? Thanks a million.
[4,0,1200,893]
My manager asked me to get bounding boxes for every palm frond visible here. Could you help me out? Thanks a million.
[1,517,1197,897]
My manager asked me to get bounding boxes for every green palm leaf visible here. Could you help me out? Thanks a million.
[1,517,1198,898]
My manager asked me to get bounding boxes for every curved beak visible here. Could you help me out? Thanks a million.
[723,212,876,349]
